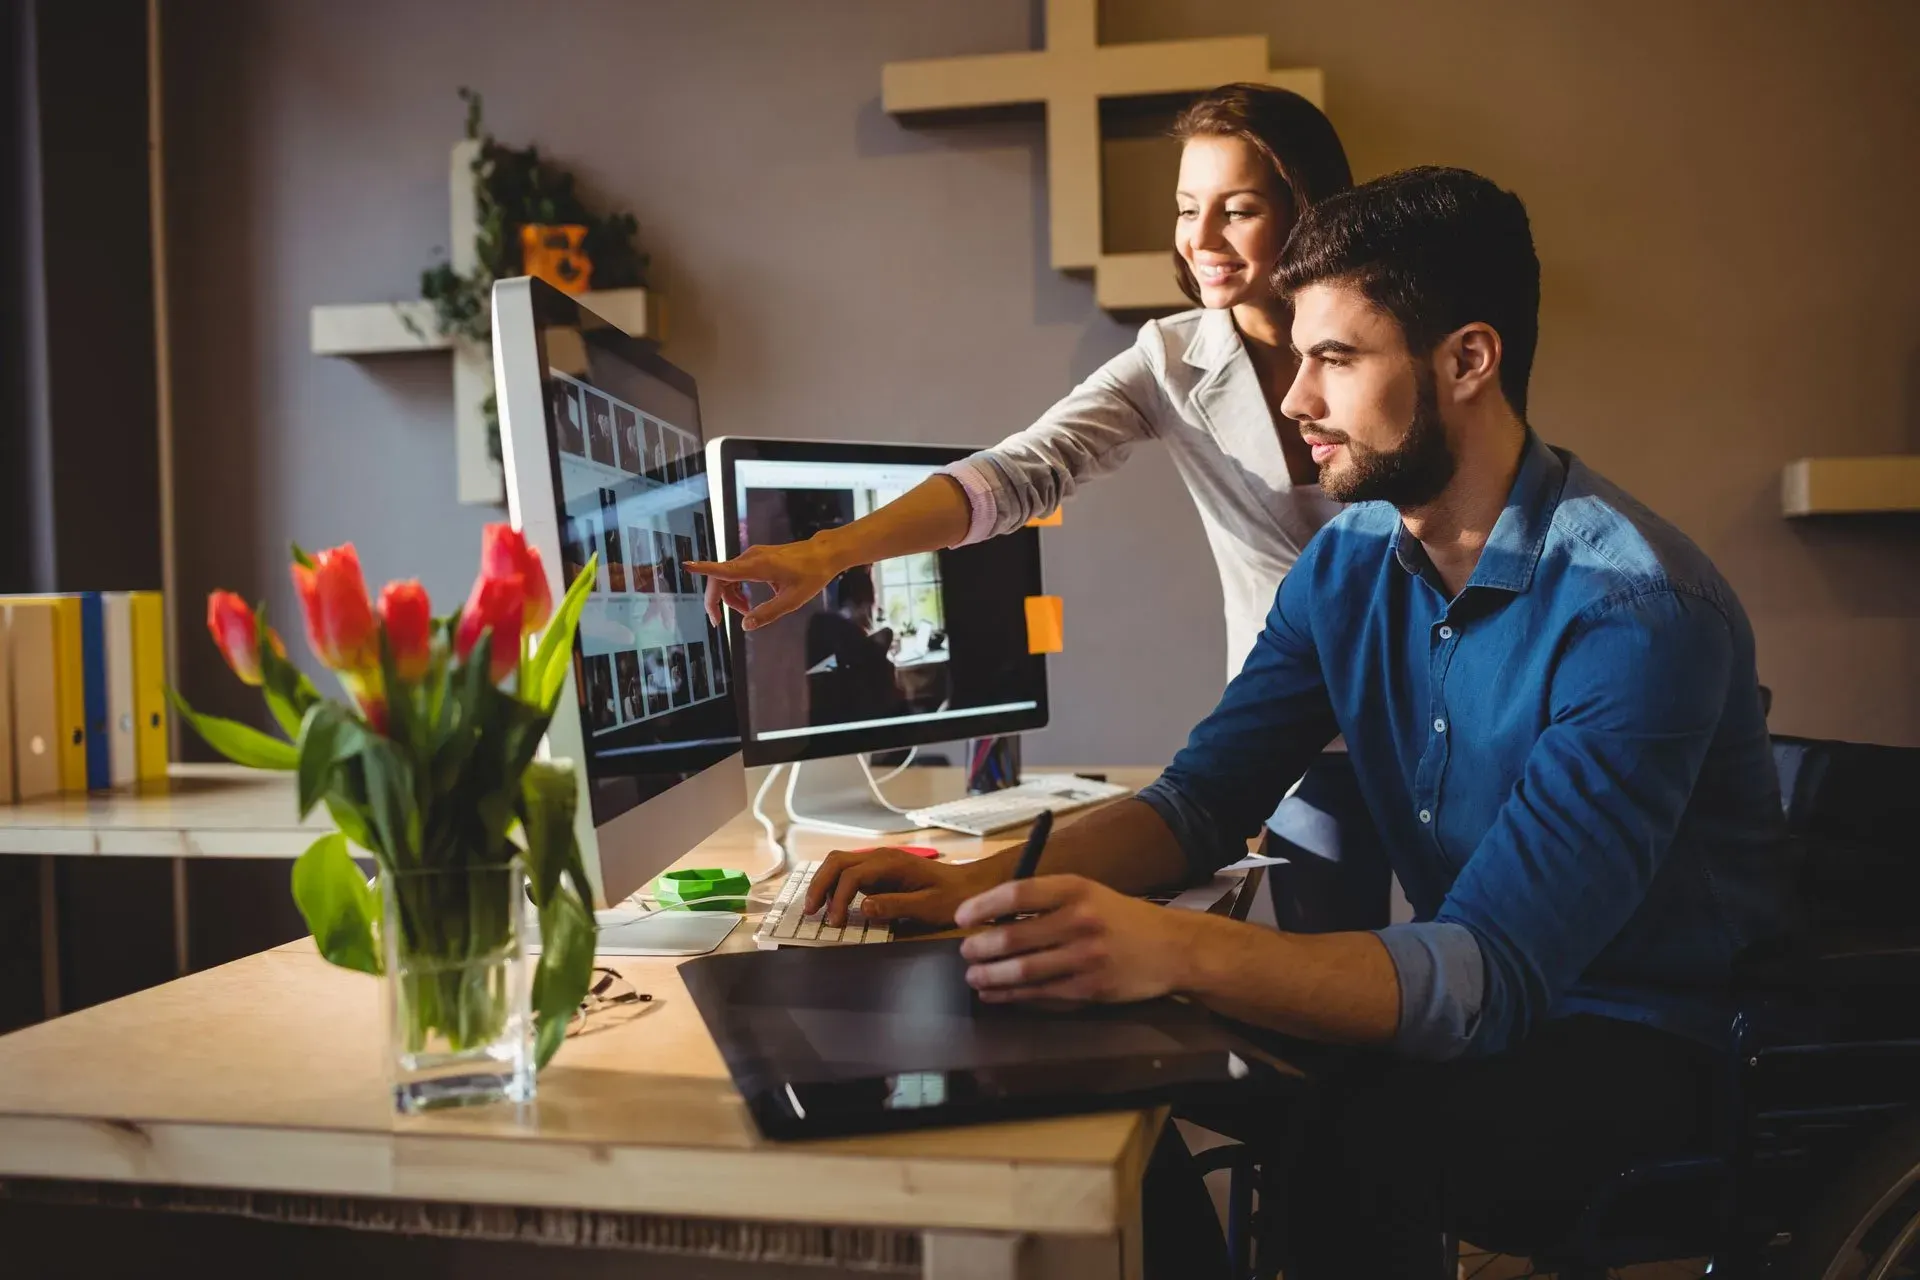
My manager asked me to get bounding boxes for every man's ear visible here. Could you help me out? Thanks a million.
[1438,322,1503,404]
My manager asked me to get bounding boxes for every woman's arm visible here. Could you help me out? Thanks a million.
[691,475,970,629]
[690,329,1166,629]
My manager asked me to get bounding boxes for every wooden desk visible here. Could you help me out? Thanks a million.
[0,766,1167,1278]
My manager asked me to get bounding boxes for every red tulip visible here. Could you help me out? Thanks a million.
[521,543,554,632]
[206,591,266,686]
[291,544,378,673]
[376,580,432,682]
[479,523,553,632]
[455,573,526,684]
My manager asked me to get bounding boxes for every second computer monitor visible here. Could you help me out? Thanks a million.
[707,438,1048,768]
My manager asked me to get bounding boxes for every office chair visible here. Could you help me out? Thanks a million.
[1203,732,1920,1280]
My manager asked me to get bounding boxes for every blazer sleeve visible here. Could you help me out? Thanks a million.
[944,322,1169,545]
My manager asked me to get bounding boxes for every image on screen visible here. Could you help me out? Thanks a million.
[543,360,736,826]
[731,458,1042,749]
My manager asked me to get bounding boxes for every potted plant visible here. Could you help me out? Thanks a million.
[178,527,601,1112]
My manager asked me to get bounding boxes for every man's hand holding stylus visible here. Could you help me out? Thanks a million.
[954,875,1198,1005]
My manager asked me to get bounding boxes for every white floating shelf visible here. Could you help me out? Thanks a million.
[310,287,661,356]
[1782,456,1920,516]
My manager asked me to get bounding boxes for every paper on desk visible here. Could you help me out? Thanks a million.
[1160,873,1246,913]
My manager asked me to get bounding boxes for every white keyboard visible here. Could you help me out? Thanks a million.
[754,860,896,949]
[905,774,1132,837]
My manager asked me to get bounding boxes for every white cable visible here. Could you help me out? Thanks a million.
[855,752,915,816]
[746,764,792,884]
[869,746,917,785]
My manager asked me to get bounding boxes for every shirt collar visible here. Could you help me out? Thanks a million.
[1390,431,1566,595]
[1181,308,1242,375]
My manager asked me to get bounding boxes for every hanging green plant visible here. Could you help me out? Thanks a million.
[415,88,651,461]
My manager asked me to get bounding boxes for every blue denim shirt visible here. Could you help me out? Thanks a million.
[1138,434,1793,1061]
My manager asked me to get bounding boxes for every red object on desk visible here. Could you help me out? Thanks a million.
[853,845,941,859]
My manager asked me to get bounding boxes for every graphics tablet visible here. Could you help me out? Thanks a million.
[681,938,1305,1140]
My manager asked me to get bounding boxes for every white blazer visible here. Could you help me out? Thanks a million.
[947,307,1342,679]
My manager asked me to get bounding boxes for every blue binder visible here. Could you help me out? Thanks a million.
[79,592,110,791]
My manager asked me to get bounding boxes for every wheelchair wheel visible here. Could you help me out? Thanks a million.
[1785,1109,1920,1280]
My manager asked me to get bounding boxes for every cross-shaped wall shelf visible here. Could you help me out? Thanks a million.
[308,139,663,506]
[883,0,1322,312]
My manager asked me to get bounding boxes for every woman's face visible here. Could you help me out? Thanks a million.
[1175,135,1291,310]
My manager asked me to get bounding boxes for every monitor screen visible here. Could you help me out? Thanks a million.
[536,334,739,827]
[714,441,1047,766]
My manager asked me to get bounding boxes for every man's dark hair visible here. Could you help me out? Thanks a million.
[1276,166,1541,417]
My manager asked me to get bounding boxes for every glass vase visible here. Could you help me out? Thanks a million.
[380,859,534,1114]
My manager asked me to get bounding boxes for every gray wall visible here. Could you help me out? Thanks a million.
[163,0,1920,762]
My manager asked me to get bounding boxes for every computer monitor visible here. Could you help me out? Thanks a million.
[493,277,745,908]
[708,437,1047,835]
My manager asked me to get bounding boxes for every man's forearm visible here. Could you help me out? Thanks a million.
[1179,915,1401,1045]
[969,798,1192,897]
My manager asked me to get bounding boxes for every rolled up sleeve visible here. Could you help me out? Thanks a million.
[1375,921,1486,1060]
[938,328,1165,543]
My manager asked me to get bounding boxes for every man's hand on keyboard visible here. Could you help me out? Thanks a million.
[953,875,1195,1005]
[805,848,996,928]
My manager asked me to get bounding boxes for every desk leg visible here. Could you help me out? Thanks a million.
[37,857,60,1019]
[923,1230,1128,1280]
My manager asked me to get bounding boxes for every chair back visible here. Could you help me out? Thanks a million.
[1771,735,1920,929]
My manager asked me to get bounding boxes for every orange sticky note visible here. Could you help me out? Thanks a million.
[1024,595,1064,654]
[1025,508,1063,528]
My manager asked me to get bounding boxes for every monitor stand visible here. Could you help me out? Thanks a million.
[782,755,928,839]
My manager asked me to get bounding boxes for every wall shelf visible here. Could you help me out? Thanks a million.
[310,288,661,356]
[306,139,663,506]
[1781,456,1920,516]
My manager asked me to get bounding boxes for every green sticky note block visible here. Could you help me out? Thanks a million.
[653,868,751,911]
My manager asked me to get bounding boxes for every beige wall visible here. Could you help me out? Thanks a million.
[164,0,1920,758]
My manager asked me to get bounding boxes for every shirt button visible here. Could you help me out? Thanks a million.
[1433,717,1447,734]
[1418,809,1432,824]
[1439,625,1454,640]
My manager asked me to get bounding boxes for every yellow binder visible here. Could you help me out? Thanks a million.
[128,592,169,783]
[0,596,87,791]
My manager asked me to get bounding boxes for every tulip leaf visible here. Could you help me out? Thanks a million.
[168,689,300,771]
[296,701,369,819]
[532,886,595,1069]
[517,758,577,906]
[528,556,597,712]
[254,603,318,740]
[291,831,382,975]
[358,737,418,863]
[323,792,379,857]
[290,543,315,571]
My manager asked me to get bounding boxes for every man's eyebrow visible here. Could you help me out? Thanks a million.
[1294,339,1361,359]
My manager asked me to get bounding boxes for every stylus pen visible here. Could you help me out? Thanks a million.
[991,810,1055,926]
[1012,809,1054,882]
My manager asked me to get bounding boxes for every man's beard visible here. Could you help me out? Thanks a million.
[1317,370,1456,507]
